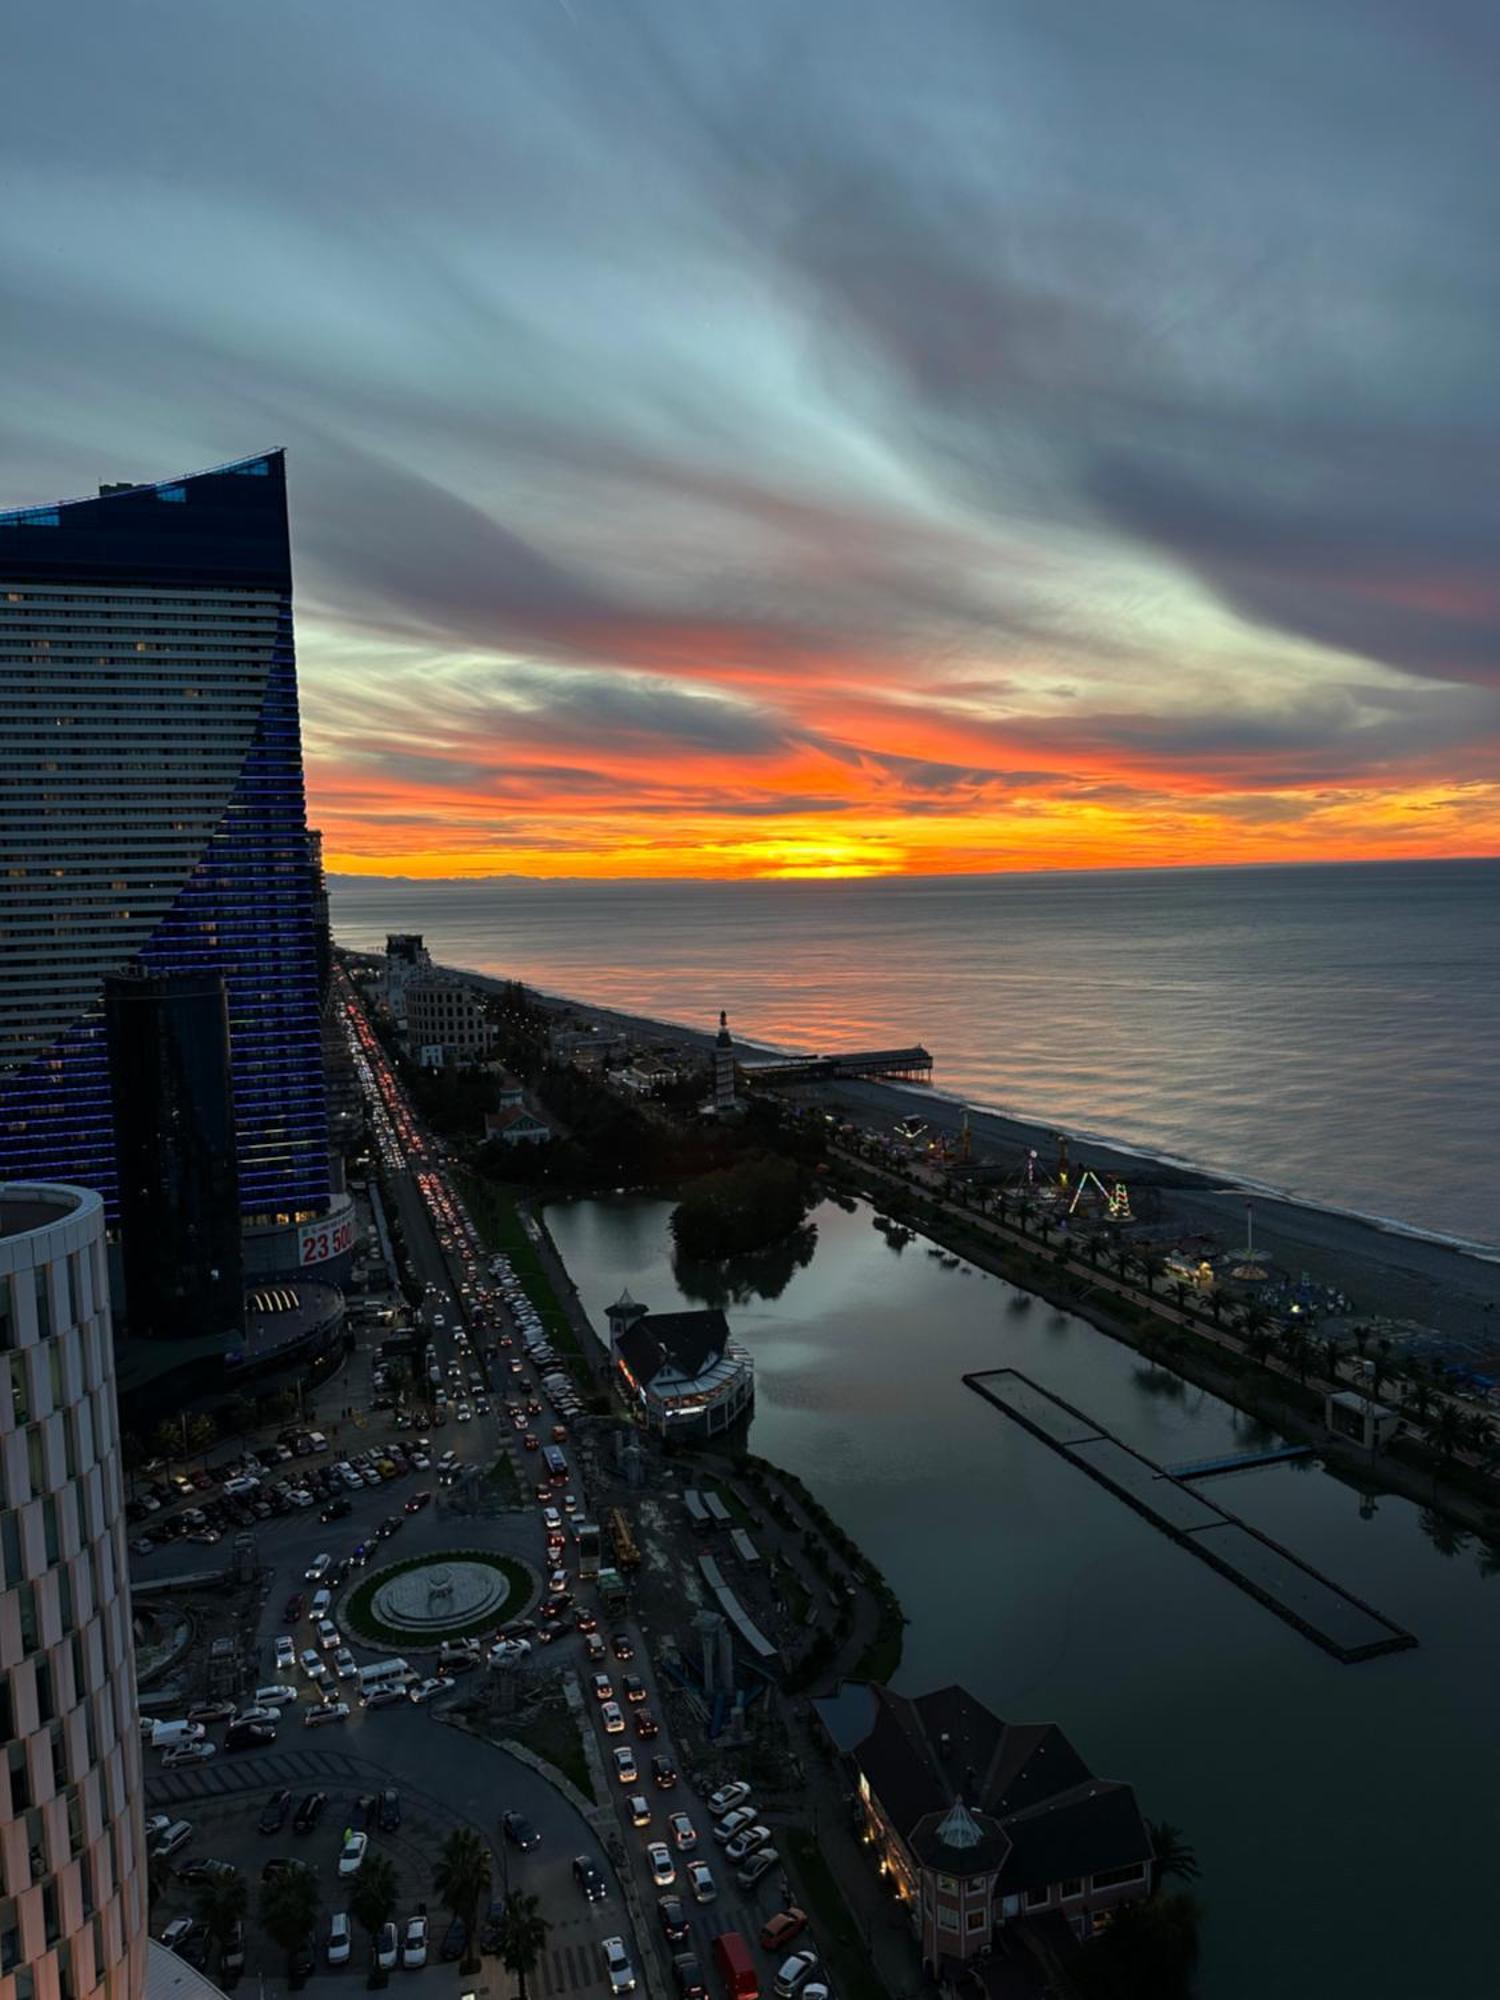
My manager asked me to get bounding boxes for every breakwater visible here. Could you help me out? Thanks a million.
[965,1368,1416,1664]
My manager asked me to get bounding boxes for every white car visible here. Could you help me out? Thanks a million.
[628,1795,651,1828]
[304,1701,350,1728]
[402,1915,428,1969]
[714,1807,756,1846]
[737,1847,780,1889]
[274,1636,297,1672]
[602,1936,636,1996]
[408,1677,447,1705]
[327,1912,352,1966]
[707,1780,751,1818]
[300,1647,327,1679]
[338,1832,368,1876]
[687,1860,717,1902]
[317,1618,340,1651]
[233,1705,281,1727]
[725,1823,771,1864]
[668,1812,697,1852]
[255,1685,298,1708]
[161,1741,215,1768]
[612,1746,637,1784]
[774,1951,820,2000]
[375,1922,398,1971]
[646,1841,675,1886]
[333,1648,358,1680]
[304,1553,332,1582]
[601,1701,625,1735]
[489,1639,530,1668]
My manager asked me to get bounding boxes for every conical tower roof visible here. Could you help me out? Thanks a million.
[934,1795,984,1851]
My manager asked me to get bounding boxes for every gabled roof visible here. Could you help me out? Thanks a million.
[993,1781,1152,1891]
[614,1308,730,1387]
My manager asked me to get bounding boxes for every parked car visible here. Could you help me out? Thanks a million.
[338,1832,368,1876]
[773,1949,820,2000]
[737,1847,780,1890]
[715,1808,757,1846]
[379,1789,402,1833]
[375,1922,399,1972]
[258,1791,291,1836]
[707,1780,752,1818]
[725,1824,771,1864]
[440,1914,468,1962]
[162,1741,216,1768]
[402,1914,429,1969]
[327,1912,352,1966]
[292,1792,327,1835]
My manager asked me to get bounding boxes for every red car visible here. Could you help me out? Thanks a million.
[575,1608,599,1633]
[551,1425,569,1444]
[282,1593,305,1622]
[523,1434,539,1452]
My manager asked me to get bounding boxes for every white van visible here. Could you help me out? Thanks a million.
[310,1588,332,1620]
[149,1720,205,1750]
[356,1657,412,1695]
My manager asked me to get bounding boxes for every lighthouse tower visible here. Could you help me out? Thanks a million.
[713,1010,737,1114]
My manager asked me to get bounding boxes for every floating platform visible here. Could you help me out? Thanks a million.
[965,1369,1416,1664]
[1167,1444,1314,1480]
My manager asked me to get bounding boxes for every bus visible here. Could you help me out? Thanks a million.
[541,1444,568,1484]
[607,1506,641,1572]
[576,1521,601,1581]
[357,1657,413,1698]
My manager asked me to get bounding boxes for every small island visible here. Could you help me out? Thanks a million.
[670,1150,814,1261]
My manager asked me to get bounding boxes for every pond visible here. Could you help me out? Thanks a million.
[547,1192,1500,2000]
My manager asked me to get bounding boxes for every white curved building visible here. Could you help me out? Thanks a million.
[0,1183,146,2000]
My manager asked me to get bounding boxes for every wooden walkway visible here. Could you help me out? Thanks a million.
[965,1369,1416,1664]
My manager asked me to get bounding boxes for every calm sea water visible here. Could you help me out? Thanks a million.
[330,858,1500,1247]
[549,1192,1500,2000]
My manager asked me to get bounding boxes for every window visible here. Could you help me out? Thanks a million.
[0,1275,12,1351]
[1092,1863,1147,1891]
[33,1269,51,1341]
[9,1352,30,1426]
[966,1910,987,1933]
[1060,1878,1083,1900]
[1025,1885,1051,1910]
[937,1906,960,1932]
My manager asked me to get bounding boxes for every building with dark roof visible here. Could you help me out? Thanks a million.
[607,1291,754,1438]
[814,1681,1154,1972]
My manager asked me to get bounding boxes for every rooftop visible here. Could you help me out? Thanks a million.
[0,1181,89,1242]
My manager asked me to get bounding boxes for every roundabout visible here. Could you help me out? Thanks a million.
[342,1549,536,1650]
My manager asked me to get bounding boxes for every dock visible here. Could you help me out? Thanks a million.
[1166,1444,1314,1480]
[965,1369,1416,1664]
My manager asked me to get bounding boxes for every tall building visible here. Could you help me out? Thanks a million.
[405,973,493,1065]
[103,969,243,1348]
[0,452,329,1235]
[0,1183,148,2000]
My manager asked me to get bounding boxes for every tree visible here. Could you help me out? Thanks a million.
[1432,1403,1467,1462]
[495,1888,551,2000]
[433,1827,491,1976]
[1321,1337,1342,1386]
[1146,1821,1199,1884]
[351,1853,399,1980]
[260,1863,320,1977]
[196,1872,248,1972]
[1077,1890,1201,2000]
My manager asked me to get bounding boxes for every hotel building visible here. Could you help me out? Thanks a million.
[1,1184,147,2000]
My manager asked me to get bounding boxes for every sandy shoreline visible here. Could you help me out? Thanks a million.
[451,962,1500,1351]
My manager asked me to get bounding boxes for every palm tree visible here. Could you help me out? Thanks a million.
[1170,1280,1192,1318]
[196,1872,248,1975]
[1137,1251,1167,1296]
[1321,1337,1342,1386]
[433,1827,491,1976]
[1014,1196,1035,1237]
[1432,1403,1467,1462]
[495,1888,551,2000]
[260,1863,320,1979]
[1146,1820,1200,1884]
[351,1853,399,1980]
[1404,1379,1435,1426]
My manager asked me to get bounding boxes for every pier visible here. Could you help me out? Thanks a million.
[742,1044,933,1084]
[965,1369,1416,1664]
[1167,1444,1314,1480]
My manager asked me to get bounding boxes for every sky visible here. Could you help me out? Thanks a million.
[5,0,1499,880]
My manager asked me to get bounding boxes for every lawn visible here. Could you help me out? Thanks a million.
[507,1699,595,1804]
[484,1451,522,1505]
[342,1549,534,1648]
[783,1828,889,2000]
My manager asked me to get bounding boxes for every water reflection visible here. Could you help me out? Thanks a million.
[672,1222,817,1307]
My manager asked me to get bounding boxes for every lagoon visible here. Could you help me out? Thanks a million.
[548,1192,1500,2000]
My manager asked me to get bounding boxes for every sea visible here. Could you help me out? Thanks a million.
[329,856,1500,1250]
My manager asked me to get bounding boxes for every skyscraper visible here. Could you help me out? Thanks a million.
[0,452,330,1235]
[0,1183,148,2000]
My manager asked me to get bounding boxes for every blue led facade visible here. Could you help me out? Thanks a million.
[0,452,330,1221]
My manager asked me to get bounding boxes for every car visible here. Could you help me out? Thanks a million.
[715,1808,757,1846]
[379,1789,402,1833]
[304,1553,331,1582]
[375,1921,399,1972]
[161,1741,215,1768]
[363,1684,407,1710]
[408,1676,447,1704]
[774,1949,820,2000]
[327,1912,352,1966]
[633,1707,660,1740]
[602,1936,637,1995]
[612,1745,638,1784]
[611,1632,634,1661]
[377,1514,404,1539]
[151,1820,194,1860]
[542,1506,564,1534]
[647,1841,677,1887]
[601,1701,625,1735]
[725,1823,772,1864]
[572,1855,607,1903]
[575,1607,599,1633]
[668,1812,697,1852]
[292,1792,327,1834]
[333,1648,358,1680]
[652,1754,678,1790]
[177,1857,239,1887]
[687,1860,717,1903]
[160,1916,197,1951]
[404,1490,432,1513]
[258,1791,291,1835]
[274,1633,298,1671]
[288,1935,316,1989]
[304,1700,350,1728]
[591,1672,614,1702]
[502,1811,540,1850]
[338,1831,368,1876]
[621,1674,647,1704]
[584,1632,607,1662]
[186,1699,236,1725]
[657,1892,690,1943]
[234,1704,282,1727]
[402,1913,429,1969]
[317,1617,340,1651]
[320,1497,352,1522]
[221,1916,247,1979]
[761,1909,809,1952]
[489,1638,531,1668]
[672,1953,709,2000]
[737,1847,780,1890]
[707,1780,752,1819]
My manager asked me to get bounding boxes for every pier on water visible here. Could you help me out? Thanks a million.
[965,1369,1416,1664]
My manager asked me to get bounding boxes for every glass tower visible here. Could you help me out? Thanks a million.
[0,452,329,1222]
